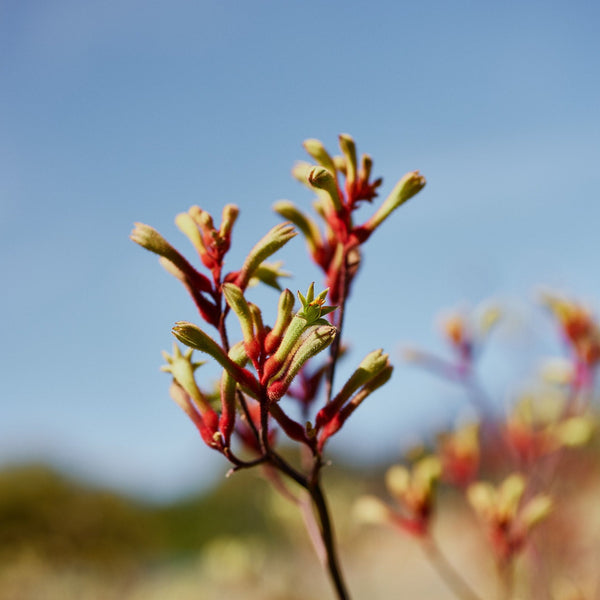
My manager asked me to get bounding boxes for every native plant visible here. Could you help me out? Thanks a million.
[356,294,599,599]
[131,134,426,599]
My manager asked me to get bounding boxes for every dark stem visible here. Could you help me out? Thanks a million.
[309,468,351,600]
[258,392,350,599]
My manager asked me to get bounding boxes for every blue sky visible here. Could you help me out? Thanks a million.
[2,0,599,499]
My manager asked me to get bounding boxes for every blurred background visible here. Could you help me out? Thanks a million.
[2,1,600,597]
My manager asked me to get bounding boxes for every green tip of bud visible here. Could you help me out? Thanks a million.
[338,133,357,183]
[365,170,426,232]
[236,223,297,289]
[292,161,314,183]
[220,204,239,237]
[303,138,337,174]
[308,166,335,189]
[307,166,342,211]
[272,200,323,253]
[130,223,172,256]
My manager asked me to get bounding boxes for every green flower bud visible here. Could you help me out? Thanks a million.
[130,223,186,267]
[219,204,239,238]
[291,161,314,184]
[236,223,297,289]
[265,288,295,354]
[303,138,337,175]
[307,166,342,212]
[175,212,208,259]
[338,133,357,185]
[172,321,259,397]
[268,325,336,401]
[330,349,390,412]
[222,283,254,346]
[520,495,553,530]
[497,474,526,522]
[365,171,426,232]
[359,154,373,183]
[273,200,323,254]
[219,341,248,445]
[131,223,209,291]
[339,364,393,417]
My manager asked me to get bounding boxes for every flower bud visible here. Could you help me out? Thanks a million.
[303,138,337,175]
[222,283,254,349]
[172,321,259,397]
[130,223,190,269]
[359,154,373,183]
[219,341,248,446]
[364,171,426,232]
[219,204,239,238]
[273,200,323,254]
[189,205,214,230]
[291,160,314,184]
[267,324,336,401]
[496,474,526,522]
[235,223,297,289]
[317,350,390,428]
[131,222,213,295]
[338,134,357,185]
[520,495,553,530]
[175,212,208,260]
[307,166,342,212]
[265,288,295,354]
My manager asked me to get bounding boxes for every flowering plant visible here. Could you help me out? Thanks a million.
[132,134,425,599]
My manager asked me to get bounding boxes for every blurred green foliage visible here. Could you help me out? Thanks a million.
[0,461,319,570]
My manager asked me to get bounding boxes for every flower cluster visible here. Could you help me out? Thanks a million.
[274,134,425,305]
[543,292,600,389]
[467,473,552,563]
[356,295,598,599]
[132,134,427,600]
[355,456,442,538]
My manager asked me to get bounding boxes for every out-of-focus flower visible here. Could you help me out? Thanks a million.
[355,456,442,538]
[506,394,595,461]
[542,292,600,370]
[437,422,480,487]
[468,473,552,561]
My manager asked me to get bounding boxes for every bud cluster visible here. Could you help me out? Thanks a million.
[132,134,424,600]
[274,134,426,304]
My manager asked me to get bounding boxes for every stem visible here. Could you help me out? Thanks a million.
[258,390,350,599]
[325,253,350,403]
[421,537,484,600]
[497,558,515,600]
[309,471,351,600]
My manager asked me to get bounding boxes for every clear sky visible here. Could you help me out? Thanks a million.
[2,0,599,500]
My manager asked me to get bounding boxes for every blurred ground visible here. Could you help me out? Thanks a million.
[1,445,599,600]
